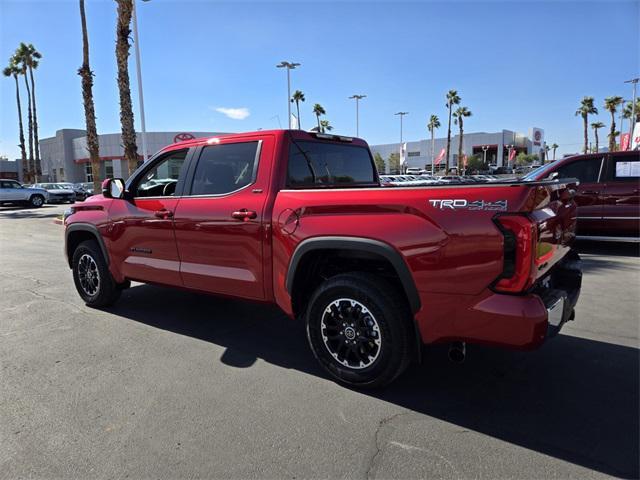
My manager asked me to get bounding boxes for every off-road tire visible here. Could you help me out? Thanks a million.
[305,272,414,388]
[72,240,121,307]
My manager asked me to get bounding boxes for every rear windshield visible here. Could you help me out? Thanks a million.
[287,141,377,188]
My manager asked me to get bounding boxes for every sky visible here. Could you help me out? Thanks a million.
[1,0,639,161]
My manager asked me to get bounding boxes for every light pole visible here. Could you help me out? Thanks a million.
[349,94,366,137]
[395,112,408,173]
[276,61,301,129]
[132,0,149,162]
[625,77,639,137]
[482,145,489,168]
[505,144,514,169]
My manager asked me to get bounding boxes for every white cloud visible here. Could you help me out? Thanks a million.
[214,107,250,120]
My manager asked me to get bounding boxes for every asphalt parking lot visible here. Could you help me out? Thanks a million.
[1,204,638,479]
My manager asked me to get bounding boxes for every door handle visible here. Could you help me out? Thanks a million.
[154,209,173,219]
[581,190,599,195]
[231,209,257,221]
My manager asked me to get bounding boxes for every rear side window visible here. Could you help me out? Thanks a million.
[190,142,259,196]
[556,157,602,183]
[287,141,376,188]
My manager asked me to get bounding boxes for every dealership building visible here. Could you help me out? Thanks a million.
[370,127,546,172]
[39,129,227,183]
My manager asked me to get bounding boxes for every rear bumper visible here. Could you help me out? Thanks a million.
[416,250,582,349]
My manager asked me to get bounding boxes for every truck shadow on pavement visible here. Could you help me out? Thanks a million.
[0,205,61,219]
[111,284,639,479]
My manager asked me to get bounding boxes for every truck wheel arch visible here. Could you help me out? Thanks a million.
[65,223,110,268]
[286,236,421,314]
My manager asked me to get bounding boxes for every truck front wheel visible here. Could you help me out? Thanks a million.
[72,240,121,307]
[305,273,414,388]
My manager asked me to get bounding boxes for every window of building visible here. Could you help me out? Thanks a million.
[104,161,114,179]
[407,151,421,157]
[190,142,259,196]
[85,164,93,182]
[59,168,64,181]
[557,157,602,183]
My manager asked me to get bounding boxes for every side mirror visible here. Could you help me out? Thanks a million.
[102,178,125,199]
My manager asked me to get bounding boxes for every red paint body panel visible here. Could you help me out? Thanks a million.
[66,129,582,350]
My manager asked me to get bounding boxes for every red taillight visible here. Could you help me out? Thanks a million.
[493,215,537,293]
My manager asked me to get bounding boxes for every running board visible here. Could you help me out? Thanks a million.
[576,235,640,243]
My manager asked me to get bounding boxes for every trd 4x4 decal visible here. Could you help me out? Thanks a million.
[429,199,508,211]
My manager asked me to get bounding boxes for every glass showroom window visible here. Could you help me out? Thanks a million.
[85,164,93,182]
[105,160,114,179]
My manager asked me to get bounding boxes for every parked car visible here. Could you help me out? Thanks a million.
[64,129,582,388]
[0,179,49,207]
[76,182,96,199]
[57,182,91,201]
[524,150,639,241]
[33,183,76,203]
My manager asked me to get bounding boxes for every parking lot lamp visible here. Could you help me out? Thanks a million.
[132,0,150,162]
[624,77,639,137]
[276,61,301,129]
[395,112,408,173]
[349,95,366,137]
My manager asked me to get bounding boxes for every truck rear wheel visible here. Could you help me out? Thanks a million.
[305,273,414,388]
[72,240,121,308]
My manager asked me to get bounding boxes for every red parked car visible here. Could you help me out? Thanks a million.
[64,130,582,387]
[524,150,639,241]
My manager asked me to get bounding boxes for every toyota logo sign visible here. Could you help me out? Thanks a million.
[174,132,196,143]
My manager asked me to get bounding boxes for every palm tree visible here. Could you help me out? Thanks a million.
[3,59,28,180]
[312,103,326,131]
[320,119,333,133]
[551,143,559,161]
[591,122,605,153]
[13,51,34,181]
[623,99,640,123]
[445,90,461,171]
[575,96,597,154]
[604,96,623,152]
[16,43,42,179]
[453,106,471,171]
[78,0,101,192]
[115,0,139,176]
[290,90,305,130]
[427,115,440,174]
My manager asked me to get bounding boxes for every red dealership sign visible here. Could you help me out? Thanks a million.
[174,132,196,143]
[620,133,630,151]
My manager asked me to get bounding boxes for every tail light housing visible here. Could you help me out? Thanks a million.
[493,215,537,293]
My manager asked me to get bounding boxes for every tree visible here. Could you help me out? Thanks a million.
[445,90,461,171]
[426,114,440,173]
[78,0,102,192]
[591,122,605,153]
[465,154,485,173]
[453,106,471,171]
[290,90,305,130]
[622,99,640,123]
[575,96,597,154]
[320,119,332,133]
[14,49,34,180]
[3,59,28,181]
[373,152,385,173]
[115,0,139,176]
[16,43,42,179]
[312,103,326,131]
[551,143,559,161]
[515,152,539,166]
[387,152,400,174]
[604,96,623,152]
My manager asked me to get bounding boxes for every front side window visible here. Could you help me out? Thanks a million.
[190,142,259,196]
[135,149,188,197]
[287,141,376,188]
[556,157,602,183]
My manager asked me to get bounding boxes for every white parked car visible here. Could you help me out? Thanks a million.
[0,179,49,208]
[33,183,76,204]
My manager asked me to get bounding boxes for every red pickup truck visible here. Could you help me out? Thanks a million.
[64,130,582,387]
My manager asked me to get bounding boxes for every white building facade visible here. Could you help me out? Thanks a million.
[370,128,545,172]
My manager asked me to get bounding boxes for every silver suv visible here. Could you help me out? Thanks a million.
[0,179,49,208]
